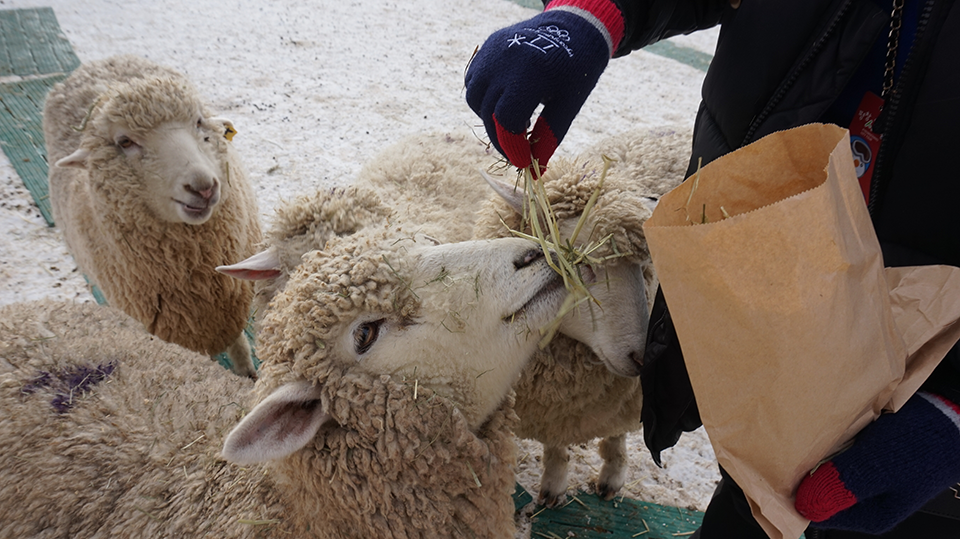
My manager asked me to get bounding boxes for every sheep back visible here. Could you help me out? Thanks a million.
[0,300,297,538]
[43,55,261,357]
[353,130,499,243]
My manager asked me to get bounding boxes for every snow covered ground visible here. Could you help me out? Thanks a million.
[0,0,722,533]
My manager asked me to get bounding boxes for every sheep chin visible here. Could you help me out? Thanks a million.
[593,348,644,378]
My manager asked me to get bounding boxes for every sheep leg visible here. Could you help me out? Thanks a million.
[538,444,569,508]
[225,333,257,379]
[596,434,628,500]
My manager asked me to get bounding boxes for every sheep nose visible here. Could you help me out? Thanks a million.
[186,178,219,200]
[629,348,644,369]
[514,248,544,270]
[196,186,215,200]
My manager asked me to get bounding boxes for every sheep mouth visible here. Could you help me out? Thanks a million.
[579,265,596,286]
[503,273,565,322]
[176,200,214,221]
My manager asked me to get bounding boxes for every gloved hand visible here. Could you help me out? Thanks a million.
[465,0,623,171]
[795,391,960,534]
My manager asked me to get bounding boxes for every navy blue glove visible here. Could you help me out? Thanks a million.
[795,391,960,534]
[465,0,623,171]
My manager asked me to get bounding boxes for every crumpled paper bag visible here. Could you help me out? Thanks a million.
[642,123,960,539]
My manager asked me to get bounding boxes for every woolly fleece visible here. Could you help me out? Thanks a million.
[352,130,501,243]
[0,300,282,538]
[250,184,391,318]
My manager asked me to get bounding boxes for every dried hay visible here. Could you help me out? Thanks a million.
[490,157,626,348]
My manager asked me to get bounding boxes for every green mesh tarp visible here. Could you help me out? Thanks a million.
[0,7,80,77]
[0,75,67,225]
[521,486,704,539]
[0,7,80,226]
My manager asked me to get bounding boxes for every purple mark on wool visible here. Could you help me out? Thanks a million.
[21,371,53,394]
[21,362,118,413]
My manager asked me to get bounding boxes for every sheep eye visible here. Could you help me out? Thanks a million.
[196,118,203,128]
[353,319,383,355]
[116,137,135,149]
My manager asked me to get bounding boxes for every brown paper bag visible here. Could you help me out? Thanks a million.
[642,123,960,539]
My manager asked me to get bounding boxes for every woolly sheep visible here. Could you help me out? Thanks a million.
[43,54,262,378]
[0,219,562,536]
[473,127,691,506]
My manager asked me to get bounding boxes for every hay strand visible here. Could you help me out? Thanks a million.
[504,156,622,348]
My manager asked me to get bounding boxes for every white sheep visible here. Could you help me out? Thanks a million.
[0,219,559,536]
[43,54,262,378]
[474,127,691,506]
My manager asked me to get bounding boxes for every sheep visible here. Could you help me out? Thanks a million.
[473,127,692,507]
[43,54,262,378]
[0,216,562,537]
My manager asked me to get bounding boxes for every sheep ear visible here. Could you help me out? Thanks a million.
[55,148,90,169]
[479,169,524,214]
[210,117,237,140]
[222,381,329,465]
[217,246,281,280]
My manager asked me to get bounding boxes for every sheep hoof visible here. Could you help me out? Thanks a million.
[232,363,257,380]
[595,481,620,501]
[537,490,567,509]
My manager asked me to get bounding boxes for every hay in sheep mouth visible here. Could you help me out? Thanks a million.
[501,156,626,348]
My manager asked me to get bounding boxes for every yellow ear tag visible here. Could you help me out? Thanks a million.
[224,125,237,141]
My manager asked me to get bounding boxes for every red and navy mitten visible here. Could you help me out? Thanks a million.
[795,391,960,534]
[465,0,623,171]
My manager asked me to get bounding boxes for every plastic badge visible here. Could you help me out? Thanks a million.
[848,91,884,201]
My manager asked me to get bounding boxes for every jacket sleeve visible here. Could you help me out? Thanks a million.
[612,0,728,55]
[640,285,702,465]
[537,0,728,56]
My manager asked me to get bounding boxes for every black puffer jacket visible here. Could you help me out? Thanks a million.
[578,0,960,460]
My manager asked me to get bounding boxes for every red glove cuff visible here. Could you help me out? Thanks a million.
[495,115,533,170]
[795,461,859,522]
[545,0,625,56]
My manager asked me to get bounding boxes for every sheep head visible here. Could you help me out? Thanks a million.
[218,186,392,316]
[222,226,567,464]
[55,76,238,225]
[476,157,660,377]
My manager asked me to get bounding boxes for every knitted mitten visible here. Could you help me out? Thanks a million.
[795,391,960,534]
[465,0,623,170]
